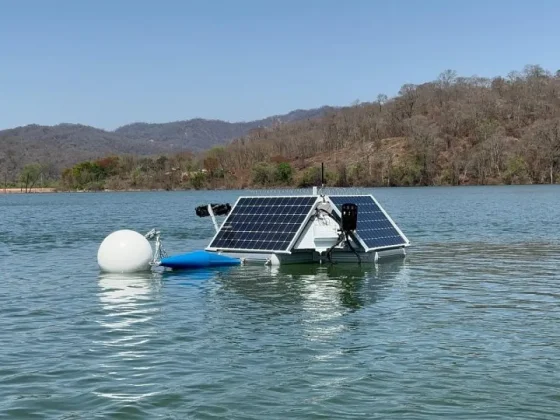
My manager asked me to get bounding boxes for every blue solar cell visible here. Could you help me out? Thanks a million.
[208,196,318,252]
[329,195,408,251]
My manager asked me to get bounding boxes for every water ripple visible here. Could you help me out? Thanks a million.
[2,188,560,418]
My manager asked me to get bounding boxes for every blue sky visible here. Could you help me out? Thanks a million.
[1,0,559,130]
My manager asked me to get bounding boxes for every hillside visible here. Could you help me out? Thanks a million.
[0,107,332,174]
[114,107,331,151]
[213,64,560,188]
[6,64,560,191]
[0,124,162,173]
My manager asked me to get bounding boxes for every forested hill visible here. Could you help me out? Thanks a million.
[5,65,560,191]
[206,65,560,188]
[0,106,333,173]
[114,107,331,149]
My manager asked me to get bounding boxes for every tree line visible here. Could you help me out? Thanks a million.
[217,64,560,188]
[4,64,560,192]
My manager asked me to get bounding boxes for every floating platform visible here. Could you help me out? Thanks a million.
[98,189,411,273]
[196,192,410,267]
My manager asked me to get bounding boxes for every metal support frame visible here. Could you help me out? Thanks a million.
[207,204,219,233]
[145,228,168,266]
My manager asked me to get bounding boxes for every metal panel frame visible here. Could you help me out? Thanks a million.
[369,194,410,247]
[326,194,410,252]
[205,195,320,254]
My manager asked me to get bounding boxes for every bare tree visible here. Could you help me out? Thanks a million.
[0,149,18,191]
[405,116,441,185]
[524,119,560,183]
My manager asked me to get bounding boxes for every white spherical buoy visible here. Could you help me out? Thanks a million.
[97,230,153,273]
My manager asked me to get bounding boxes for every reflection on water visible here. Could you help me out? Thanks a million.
[98,272,162,306]
[4,187,560,418]
[94,272,163,402]
[220,260,409,311]
[161,266,237,287]
[284,261,408,343]
[158,261,410,347]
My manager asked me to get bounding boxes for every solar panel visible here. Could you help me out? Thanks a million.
[328,195,409,251]
[207,196,318,253]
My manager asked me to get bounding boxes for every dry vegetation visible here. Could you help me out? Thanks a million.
[4,65,560,191]
[217,65,560,188]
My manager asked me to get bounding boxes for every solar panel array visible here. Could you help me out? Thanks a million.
[329,195,408,251]
[207,196,318,252]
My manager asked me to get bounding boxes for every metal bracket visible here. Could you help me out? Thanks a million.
[145,228,167,266]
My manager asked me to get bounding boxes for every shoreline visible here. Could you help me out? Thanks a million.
[0,188,57,194]
[0,184,557,194]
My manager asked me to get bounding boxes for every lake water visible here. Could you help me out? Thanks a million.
[1,186,560,419]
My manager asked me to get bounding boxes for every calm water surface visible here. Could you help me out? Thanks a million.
[1,186,560,419]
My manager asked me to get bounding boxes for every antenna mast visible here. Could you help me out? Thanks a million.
[320,162,325,196]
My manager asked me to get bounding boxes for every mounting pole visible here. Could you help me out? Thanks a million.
[207,204,219,232]
[320,162,325,196]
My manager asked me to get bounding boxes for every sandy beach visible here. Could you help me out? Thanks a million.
[0,188,56,194]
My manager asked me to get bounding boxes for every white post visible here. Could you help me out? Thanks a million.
[207,204,219,233]
[312,186,318,196]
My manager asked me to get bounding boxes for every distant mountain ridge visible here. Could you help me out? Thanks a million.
[114,107,332,150]
[0,106,333,172]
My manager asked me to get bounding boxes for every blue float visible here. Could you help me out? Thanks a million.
[159,250,241,270]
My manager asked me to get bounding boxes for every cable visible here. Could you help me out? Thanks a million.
[315,207,338,221]
[325,232,345,264]
[313,207,362,264]
[313,208,343,264]
[344,232,362,265]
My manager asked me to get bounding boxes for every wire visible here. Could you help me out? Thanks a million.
[315,207,338,221]
[313,208,342,264]
[325,232,345,264]
[313,207,362,264]
[344,232,362,265]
